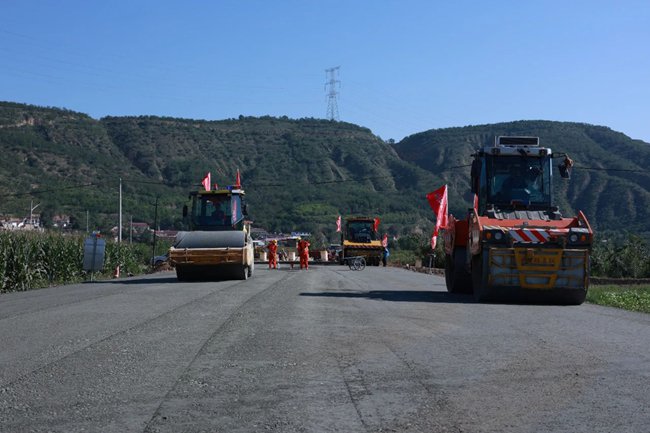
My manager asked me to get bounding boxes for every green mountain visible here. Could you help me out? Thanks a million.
[1,102,649,243]
[395,121,650,238]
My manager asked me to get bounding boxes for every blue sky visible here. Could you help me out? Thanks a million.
[2,1,649,142]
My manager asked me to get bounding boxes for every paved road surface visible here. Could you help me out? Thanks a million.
[0,266,649,432]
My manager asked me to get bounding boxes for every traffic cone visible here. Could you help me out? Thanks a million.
[113,265,120,278]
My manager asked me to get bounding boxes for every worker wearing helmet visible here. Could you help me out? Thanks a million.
[268,239,278,269]
[297,239,310,270]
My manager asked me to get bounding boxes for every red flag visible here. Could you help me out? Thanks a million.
[202,172,211,191]
[235,169,241,188]
[336,215,341,232]
[373,218,380,232]
[426,185,448,249]
[382,234,388,248]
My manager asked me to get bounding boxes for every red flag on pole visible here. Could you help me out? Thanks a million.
[336,215,341,232]
[373,218,380,232]
[202,172,211,191]
[426,185,448,249]
[235,169,241,188]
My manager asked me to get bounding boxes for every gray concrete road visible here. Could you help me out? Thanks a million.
[0,267,648,432]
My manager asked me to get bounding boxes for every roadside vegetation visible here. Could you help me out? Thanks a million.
[590,234,650,278]
[586,285,650,314]
[0,231,164,293]
[586,234,650,313]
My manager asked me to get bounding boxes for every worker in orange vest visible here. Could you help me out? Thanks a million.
[267,239,278,269]
[297,239,310,270]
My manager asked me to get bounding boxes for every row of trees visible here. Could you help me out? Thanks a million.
[591,235,650,278]
[394,233,650,280]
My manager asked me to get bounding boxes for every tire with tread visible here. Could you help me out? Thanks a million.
[472,252,491,302]
[445,247,472,294]
[238,265,248,281]
[176,266,189,282]
[556,289,587,305]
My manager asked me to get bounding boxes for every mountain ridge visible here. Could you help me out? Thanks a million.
[1,101,648,241]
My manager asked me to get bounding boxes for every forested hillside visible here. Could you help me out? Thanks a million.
[1,102,649,243]
[395,121,650,238]
[100,114,443,241]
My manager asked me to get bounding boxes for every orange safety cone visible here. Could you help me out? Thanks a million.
[113,265,120,278]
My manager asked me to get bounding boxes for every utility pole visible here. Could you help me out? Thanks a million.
[118,177,123,243]
[151,196,159,270]
[325,66,340,121]
[30,200,40,226]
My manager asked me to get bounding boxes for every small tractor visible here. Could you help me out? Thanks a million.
[341,217,383,266]
[443,136,592,304]
[168,185,254,281]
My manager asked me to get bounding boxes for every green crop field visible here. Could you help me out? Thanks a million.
[0,231,152,293]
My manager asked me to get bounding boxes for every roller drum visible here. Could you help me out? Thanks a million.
[173,231,246,249]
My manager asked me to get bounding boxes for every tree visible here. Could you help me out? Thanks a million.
[39,204,56,229]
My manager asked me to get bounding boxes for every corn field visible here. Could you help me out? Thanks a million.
[0,231,148,293]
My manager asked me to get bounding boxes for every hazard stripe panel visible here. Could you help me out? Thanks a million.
[482,226,571,244]
[510,229,551,243]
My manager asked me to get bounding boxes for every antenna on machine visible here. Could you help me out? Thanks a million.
[324,66,340,121]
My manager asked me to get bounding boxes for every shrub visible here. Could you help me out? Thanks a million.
[591,235,650,278]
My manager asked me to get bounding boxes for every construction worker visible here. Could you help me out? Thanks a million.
[297,238,310,270]
[382,246,390,267]
[267,239,278,269]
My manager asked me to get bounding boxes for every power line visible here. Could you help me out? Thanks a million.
[0,178,180,199]
[248,174,395,188]
[0,183,96,198]
[575,165,648,173]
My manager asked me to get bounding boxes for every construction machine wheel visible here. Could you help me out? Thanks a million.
[445,247,472,294]
[352,257,366,271]
[472,252,491,302]
[176,265,189,282]
[555,289,587,305]
[235,265,248,280]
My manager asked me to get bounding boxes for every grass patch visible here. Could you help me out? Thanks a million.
[389,250,418,266]
[587,285,650,313]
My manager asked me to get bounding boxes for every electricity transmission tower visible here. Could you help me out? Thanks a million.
[325,66,340,121]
